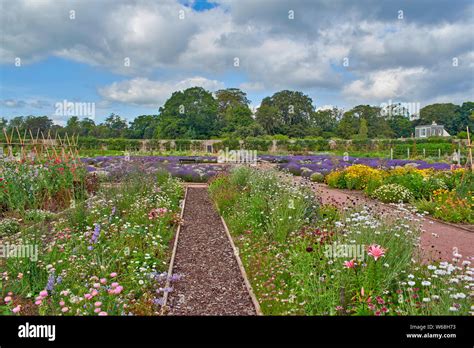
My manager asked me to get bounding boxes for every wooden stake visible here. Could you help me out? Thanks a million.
[467,126,474,172]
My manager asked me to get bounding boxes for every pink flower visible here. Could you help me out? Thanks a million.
[98,311,108,316]
[94,308,101,313]
[343,260,356,269]
[94,301,102,307]
[61,307,69,313]
[35,300,42,305]
[93,283,100,288]
[59,300,65,307]
[110,272,117,278]
[367,244,386,261]
[17,273,23,279]
[113,286,123,294]
[39,290,48,297]
[4,296,12,303]
[12,305,21,313]
[91,289,99,296]
[84,293,93,300]
[60,290,69,296]
[100,278,107,284]
[111,282,119,288]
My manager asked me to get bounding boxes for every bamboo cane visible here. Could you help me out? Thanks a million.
[467,126,474,172]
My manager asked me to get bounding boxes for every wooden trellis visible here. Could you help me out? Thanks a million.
[1,127,79,163]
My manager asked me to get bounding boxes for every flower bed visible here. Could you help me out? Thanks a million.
[326,165,473,223]
[0,159,91,221]
[0,172,184,315]
[82,156,226,182]
[209,167,473,315]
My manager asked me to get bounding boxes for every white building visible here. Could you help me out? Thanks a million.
[415,121,450,138]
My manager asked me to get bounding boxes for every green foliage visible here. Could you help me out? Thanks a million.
[0,218,20,237]
[310,172,325,183]
[209,167,317,242]
[156,87,219,139]
[371,184,413,203]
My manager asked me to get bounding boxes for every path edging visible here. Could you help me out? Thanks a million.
[219,215,263,316]
[315,182,474,233]
[160,185,188,314]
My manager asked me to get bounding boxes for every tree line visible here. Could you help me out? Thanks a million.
[1,87,473,140]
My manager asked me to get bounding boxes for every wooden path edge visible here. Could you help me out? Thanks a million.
[160,185,188,314]
[219,215,263,316]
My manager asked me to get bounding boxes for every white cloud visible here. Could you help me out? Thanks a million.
[0,0,473,107]
[98,77,225,107]
[343,67,427,102]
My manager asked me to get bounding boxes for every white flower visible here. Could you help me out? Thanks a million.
[421,281,431,286]
[449,307,458,311]
[408,281,416,286]
[422,298,431,302]
[427,265,437,270]
[408,274,415,279]
[431,295,440,300]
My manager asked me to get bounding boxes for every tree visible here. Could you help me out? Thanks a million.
[103,113,128,138]
[417,103,461,135]
[357,118,368,139]
[156,87,219,139]
[336,112,359,139]
[309,108,340,137]
[215,88,250,116]
[388,115,413,138]
[459,102,474,133]
[259,90,314,135]
[0,117,8,129]
[78,118,96,137]
[255,104,280,135]
[128,115,159,139]
[223,104,255,133]
[65,116,81,135]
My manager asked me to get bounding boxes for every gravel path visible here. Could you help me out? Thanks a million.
[301,179,474,263]
[167,187,256,315]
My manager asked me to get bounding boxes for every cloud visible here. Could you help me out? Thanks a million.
[1,0,473,107]
[0,99,50,109]
[98,77,225,107]
[343,67,427,102]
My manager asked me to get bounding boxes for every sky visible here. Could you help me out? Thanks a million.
[0,0,473,125]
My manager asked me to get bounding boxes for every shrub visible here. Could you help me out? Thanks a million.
[371,183,413,203]
[0,218,20,237]
[24,209,55,223]
[310,172,324,183]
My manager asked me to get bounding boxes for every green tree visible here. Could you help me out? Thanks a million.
[357,118,368,139]
[417,103,461,135]
[78,118,96,137]
[255,104,280,135]
[259,90,314,135]
[388,115,413,138]
[309,108,340,137]
[156,87,219,139]
[128,115,159,139]
[103,113,128,138]
[65,116,81,135]
[215,88,250,115]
